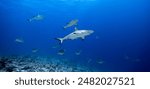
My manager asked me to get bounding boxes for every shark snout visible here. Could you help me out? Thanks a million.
[88,30,94,34]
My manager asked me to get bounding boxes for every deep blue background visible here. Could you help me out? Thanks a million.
[0,0,150,71]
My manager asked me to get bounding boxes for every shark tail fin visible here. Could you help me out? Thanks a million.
[27,19,32,22]
[55,38,64,44]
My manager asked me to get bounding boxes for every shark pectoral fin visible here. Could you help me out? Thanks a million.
[74,27,78,31]
[81,36,85,40]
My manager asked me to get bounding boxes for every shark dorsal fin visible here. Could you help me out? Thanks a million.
[74,27,78,31]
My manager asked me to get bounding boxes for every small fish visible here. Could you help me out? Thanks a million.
[64,19,78,29]
[98,61,104,64]
[28,14,44,22]
[32,48,39,53]
[57,49,65,55]
[15,38,24,43]
[55,27,94,44]
[97,59,104,64]
[75,50,82,55]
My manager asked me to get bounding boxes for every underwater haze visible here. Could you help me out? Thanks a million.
[0,0,150,72]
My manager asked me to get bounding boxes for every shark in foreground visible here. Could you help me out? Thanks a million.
[56,27,94,44]
[28,14,44,22]
[64,19,78,29]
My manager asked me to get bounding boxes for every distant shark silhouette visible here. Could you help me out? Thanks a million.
[64,19,78,29]
[28,14,44,22]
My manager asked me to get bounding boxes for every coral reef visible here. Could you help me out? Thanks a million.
[0,56,90,72]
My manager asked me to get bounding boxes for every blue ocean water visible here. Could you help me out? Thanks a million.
[0,0,150,72]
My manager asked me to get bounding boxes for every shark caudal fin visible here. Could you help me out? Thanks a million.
[27,18,33,22]
[55,38,64,44]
